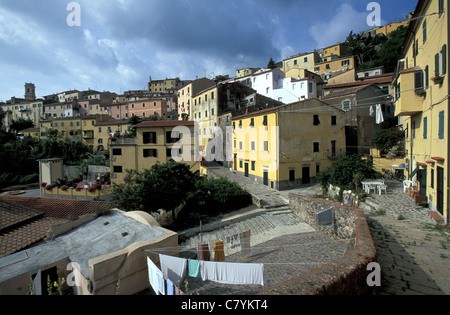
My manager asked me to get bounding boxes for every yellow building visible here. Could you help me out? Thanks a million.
[109,121,201,185]
[318,43,346,58]
[392,0,448,221]
[282,51,321,73]
[232,99,346,190]
[1,99,45,131]
[94,119,131,151]
[314,56,355,78]
[148,77,183,93]
[40,115,113,146]
[375,21,410,36]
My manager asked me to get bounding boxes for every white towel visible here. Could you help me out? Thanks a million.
[376,104,384,124]
[369,106,374,116]
[159,254,187,285]
[32,269,42,295]
[147,257,162,295]
[200,260,264,286]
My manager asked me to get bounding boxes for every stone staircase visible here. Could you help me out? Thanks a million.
[179,207,315,257]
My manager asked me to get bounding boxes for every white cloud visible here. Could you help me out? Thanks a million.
[308,3,369,49]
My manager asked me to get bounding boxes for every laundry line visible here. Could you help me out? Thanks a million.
[143,237,355,254]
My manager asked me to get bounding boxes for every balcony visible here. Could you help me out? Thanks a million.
[394,69,425,117]
[110,138,136,146]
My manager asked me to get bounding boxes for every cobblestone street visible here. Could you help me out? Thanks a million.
[360,180,450,295]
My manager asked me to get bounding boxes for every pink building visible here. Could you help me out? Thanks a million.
[127,98,168,119]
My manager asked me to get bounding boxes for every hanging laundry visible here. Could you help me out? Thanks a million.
[369,106,374,116]
[147,257,163,295]
[198,243,211,261]
[200,260,264,286]
[166,279,174,296]
[32,269,42,295]
[240,230,251,255]
[188,259,201,278]
[214,240,225,262]
[376,104,384,124]
[156,268,165,295]
[175,286,185,295]
[159,254,187,285]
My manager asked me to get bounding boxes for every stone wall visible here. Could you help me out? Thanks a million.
[259,193,377,295]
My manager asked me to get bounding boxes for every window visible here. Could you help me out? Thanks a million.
[143,132,157,144]
[423,19,427,44]
[313,115,320,125]
[250,118,254,127]
[251,141,256,151]
[415,71,424,92]
[435,45,448,77]
[326,64,331,69]
[289,170,295,181]
[263,141,269,151]
[439,0,445,15]
[431,169,434,189]
[412,120,416,139]
[439,111,445,139]
[294,60,298,65]
[342,60,349,67]
[425,65,429,88]
[423,117,428,139]
[313,142,320,153]
[205,94,208,102]
[239,160,243,168]
[112,148,122,156]
[211,108,215,116]
[239,142,243,150]
[342,100,351,111]
[251,161,255,171]
[266,87,270,94]
[166,131,180,144]
[113,166,123,173]
[331,116,337,126]
[262,115,268,126]
[304,57,308,63]
[211,91,215,100]
[143,149,157,158]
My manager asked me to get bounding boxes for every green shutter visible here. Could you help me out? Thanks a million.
[442,45,447,75]
[435,53,440,76]
[439,111,445,139]
[423,117,427,139]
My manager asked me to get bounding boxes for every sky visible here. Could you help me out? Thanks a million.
[0,0,417,102]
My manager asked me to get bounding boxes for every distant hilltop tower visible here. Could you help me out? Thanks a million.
[24,83,36,101]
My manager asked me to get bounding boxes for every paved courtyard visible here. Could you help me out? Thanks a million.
[201,164,450,295]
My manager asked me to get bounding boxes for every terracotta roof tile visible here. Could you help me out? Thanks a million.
[134,120,195,128]
[0,196,116,220]
[0,196,118,258]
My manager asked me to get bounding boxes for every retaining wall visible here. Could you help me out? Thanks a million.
[258,193,377,295]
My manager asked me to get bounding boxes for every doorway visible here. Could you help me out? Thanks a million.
[437,167,444,215]
[244,163,249,178]
[263,170,269,186]
[302,167,310,184]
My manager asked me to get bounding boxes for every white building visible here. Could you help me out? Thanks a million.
[239,68,317,104]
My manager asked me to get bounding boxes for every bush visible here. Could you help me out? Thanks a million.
[317,154,380,192]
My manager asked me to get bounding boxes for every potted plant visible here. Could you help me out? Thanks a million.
[421,200,429,208]
[431,74,445,85]
[415,89,427,97]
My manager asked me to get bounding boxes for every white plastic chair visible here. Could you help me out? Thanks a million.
[403,180,413,193]
[378,184,387,195]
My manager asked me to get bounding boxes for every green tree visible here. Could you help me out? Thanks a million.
[371,127,405,155]
[127,115,142,138]
[316,154,380,193]
[10,118,34,134]
[267,57,276,69]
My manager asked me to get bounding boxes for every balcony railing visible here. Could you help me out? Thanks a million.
[110,138,136,145]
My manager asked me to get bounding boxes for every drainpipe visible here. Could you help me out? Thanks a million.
[447,0,450,224]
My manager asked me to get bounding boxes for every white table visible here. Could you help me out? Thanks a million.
[361,180,385,195]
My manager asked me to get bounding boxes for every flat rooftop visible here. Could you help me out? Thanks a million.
[0,211,167,282]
